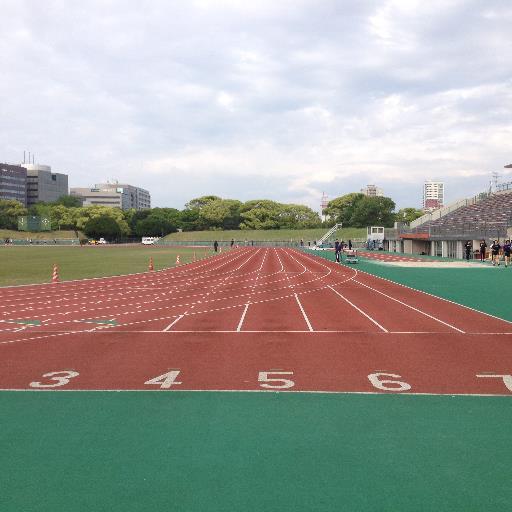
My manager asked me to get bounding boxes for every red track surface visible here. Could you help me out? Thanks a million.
[1,248,511,395]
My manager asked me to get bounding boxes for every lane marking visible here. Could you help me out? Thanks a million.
[237,304,250,332]
[295,293,313,332]
[327,285,388,333]
[353,279,466,333]
[0,388,510,397]
[162,315,184,332]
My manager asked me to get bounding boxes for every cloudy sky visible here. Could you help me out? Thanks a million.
[1,0,511,211]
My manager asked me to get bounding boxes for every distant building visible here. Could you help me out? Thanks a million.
[423,180,444,211]
[0,164,27,206]
[22,163,68,206]
[361,184,383,197]
[320,192,329,221]
[70,182,151,210]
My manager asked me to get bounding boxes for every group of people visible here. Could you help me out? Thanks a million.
[465,239,512,267]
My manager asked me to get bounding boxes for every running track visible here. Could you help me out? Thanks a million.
[1,248,511,395]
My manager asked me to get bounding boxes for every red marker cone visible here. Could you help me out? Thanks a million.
[148,257,154,271]
[176,255,180,266]
[52,263,59,283]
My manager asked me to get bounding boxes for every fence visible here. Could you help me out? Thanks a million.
[3,239,80,246]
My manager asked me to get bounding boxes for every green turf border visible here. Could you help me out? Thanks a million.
[306,249,512,322]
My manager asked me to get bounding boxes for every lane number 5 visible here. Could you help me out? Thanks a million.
[258,371,295,389]
[29,370,80,388]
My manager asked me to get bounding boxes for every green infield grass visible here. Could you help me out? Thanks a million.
[0,245,213,287]
[162,227,365,242]
[0,229,80,240]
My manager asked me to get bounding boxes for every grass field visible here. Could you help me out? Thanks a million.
[163,227,365,242]
[0,229,79,240]
[0,245,214,286]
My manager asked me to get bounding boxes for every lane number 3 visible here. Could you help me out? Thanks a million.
[29,370,80,388]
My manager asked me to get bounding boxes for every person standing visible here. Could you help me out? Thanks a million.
[464,240,472,261]
[503,240,511,267]
[348,240,352,250]
[334,239,341,263]
[490,240,501,266]
[214,240,219,252]
[230,238,234,248]
[479,240,487,262]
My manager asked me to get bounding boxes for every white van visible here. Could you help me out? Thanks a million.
[141,237,160,245]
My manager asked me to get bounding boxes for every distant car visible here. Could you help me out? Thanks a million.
[98,238,107,244]
[142,237,160,245]
[311,242,334,251]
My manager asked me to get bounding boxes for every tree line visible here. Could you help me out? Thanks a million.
[0,193,424,239]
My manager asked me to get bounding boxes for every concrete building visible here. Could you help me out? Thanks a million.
[70,183,151,210]
[423,180,444,211]
[22,164,68,206]
[95,183,151,210]
[0,164,27,206]
[361,184,383,197]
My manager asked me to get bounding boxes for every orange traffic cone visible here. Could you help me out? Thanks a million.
[148,257,154,271]
[52,263,59,283]
[176,255,180,266]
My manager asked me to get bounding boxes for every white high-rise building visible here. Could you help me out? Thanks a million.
[423,180,444,211]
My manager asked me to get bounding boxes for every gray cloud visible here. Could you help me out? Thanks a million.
[1,0,511,211]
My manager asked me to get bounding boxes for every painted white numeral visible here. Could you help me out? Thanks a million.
[476,373,512,392]
[29,370,80,389]
[145,370,182,389]
[258,371,295,389]
[368,372,411,392]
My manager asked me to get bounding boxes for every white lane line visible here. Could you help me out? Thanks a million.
[327,285,388,333]
[353,279,466,333]
[295,293,314,332]
[2,388,511,397]
[236,304,250,332]
[162,315,184,332]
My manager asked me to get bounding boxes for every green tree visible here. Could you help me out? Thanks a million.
[199,199,242,229]
[178,208,200,231]
[185,195,221,210]
[323,193,365,226]
[349,196,396,227]
[48,204,77,230]
[54,195,83,207]
[0,200,28,229]
[135,215,176,237]
[239,200,282,230]
[83,215,122,239]
[74,206,130,236]
[395,207,424,224]
[278,204,321,228]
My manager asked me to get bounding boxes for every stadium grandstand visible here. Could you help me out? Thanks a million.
[384,185,512,259]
